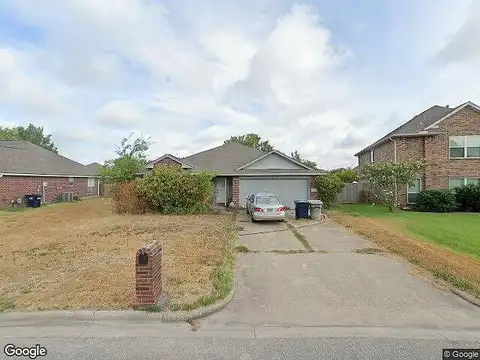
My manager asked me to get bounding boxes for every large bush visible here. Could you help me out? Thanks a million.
[137,165,216,214]
[455,184,480,212]
[415,189,457,213]
[112,181,151,214]
[314,173,345,208]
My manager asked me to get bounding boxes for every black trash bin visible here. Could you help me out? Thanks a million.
[294,200,310,219]
[25,194,42,208]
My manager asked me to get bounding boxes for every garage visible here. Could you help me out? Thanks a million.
[239,177,309,208]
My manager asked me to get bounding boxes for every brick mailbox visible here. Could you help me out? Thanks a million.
[135,242,162,306]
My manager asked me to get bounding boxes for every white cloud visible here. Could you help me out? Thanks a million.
[97,100,146,128]
[1,0,479,170]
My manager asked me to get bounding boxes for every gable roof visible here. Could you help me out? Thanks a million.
[85,162,103,175]
[146,154,193,169]
[237,150,314,170]
[424,101,480,130]
[181,142,266,173]
[354,105,455,156]
[0,141,98,177]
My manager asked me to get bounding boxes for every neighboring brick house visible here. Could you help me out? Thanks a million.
[142,142,324,208]
[0,141,100,207]
[355,101,480,206]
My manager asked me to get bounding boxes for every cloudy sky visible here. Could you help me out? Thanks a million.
[0,0,479,169]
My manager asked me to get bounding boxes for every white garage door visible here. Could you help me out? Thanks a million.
[239,177,308,208]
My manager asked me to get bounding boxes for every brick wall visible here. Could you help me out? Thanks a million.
[135,242,162,306]
[424,107,480,189]
[0,175,98,207]
[357,140,395,170]
[153,158,182,167]
[232,177,239,206]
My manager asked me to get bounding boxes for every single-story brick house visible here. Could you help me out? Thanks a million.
[143,142,324,208]
[0,141,100,207]
[355,101,480,206]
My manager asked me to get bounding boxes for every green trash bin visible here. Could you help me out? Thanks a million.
[308,200,323,220]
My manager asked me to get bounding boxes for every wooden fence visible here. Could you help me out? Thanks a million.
[336,182,380,204]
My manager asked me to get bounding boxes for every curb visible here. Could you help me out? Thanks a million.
[161,281,236,322]
[0,284,236,324]
[450,288,480,308]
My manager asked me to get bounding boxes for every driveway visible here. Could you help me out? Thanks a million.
[202,213,480,330]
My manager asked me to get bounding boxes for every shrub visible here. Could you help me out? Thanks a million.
[137,165,216,214]
[314,173,345,208]
[415,189,457,213]
[112,181,151,214]
[455,184,480,212]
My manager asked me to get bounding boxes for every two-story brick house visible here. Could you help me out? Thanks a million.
[355,101,480,206]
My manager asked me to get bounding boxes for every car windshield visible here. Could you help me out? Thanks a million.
[256,195,281,205]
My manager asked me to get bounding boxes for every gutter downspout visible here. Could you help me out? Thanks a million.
[389,137,398,207]
[97,177,100,197]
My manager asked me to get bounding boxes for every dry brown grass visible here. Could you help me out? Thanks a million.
[329,211,480,297]
[0,198,233,311]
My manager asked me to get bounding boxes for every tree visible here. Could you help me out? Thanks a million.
[290,150,318,170]
[114,133,152,164]
[101,134,152,185]
[224,133,274,153]
[361,160,427,211]
[314,173,345,208]
[330,167,359,183]
[0,123,58,153]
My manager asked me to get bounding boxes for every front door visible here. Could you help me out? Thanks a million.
[215,177,226,204]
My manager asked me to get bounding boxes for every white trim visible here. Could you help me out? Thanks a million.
[237,150,314,170]
[146,154,192,169]
[425,101,480,130]
[0,173,99,178]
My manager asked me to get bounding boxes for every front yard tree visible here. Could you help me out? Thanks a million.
[0,123,58,153]
[114,133,152,164]
[102,134,152,185]
[290,150,318,170]
[224,133,274,153]
[330,167,359,183]
[361,160,426,211]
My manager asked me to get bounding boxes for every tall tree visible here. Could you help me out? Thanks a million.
[114,133,152,164]
[0,123,58,153]
[101,134,153,185]
[224,133,274,153]
[290,150,318,170]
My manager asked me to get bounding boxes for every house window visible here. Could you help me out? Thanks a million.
[407,179,421,204]
[68,177,74,186]
[449,178,480,189]
[87,178,95,195]
[370,150,375,163]
[449,136,480,158]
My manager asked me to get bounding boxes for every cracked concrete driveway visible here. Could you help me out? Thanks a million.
[202,214,480,330]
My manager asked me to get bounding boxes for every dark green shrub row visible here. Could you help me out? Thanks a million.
[415,190,457,213]
[455,184,480,212]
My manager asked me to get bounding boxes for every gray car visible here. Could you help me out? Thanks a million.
[245,192,286,222]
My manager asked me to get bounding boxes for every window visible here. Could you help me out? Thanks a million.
[87,178,95,195]
[68,177,74,186]
[449,136,480,158]
[407,179,421,204]
[449,178,480,189]
[370,150,375,163]
[256,195,281,205]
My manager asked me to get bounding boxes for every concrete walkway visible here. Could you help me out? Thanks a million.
[202,215,480,330]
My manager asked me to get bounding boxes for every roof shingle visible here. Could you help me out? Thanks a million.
[0,141,98,176]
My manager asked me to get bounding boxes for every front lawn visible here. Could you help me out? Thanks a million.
[337,204,480,258]
[0,198,235,311]
[329,204,480,298]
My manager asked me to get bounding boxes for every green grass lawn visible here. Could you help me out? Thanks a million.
[335,204,480,259]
